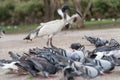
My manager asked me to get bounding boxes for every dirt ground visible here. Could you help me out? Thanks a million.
[0,28,120,80]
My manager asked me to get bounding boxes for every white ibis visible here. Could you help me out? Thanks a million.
[24,6,81,46]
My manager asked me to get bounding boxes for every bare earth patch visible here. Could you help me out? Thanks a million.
[0,28,120,80]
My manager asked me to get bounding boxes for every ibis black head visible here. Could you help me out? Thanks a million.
[61,5,82,18]
[61,5,70,12]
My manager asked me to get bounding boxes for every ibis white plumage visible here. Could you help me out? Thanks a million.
[24,6,81,46]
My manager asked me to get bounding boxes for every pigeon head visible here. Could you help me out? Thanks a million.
[70,43,83,50]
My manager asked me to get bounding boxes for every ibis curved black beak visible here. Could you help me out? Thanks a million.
[61,5,83,18]
[69,8,83,18]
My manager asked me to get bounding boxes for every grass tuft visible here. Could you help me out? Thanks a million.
[5,71,12,75]
[26,76,34,80]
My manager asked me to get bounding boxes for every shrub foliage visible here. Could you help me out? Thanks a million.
[0,0,120,26]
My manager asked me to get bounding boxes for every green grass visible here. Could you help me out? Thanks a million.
[71,18,120,30]
[1,18,120,34]
[84,18,120,26]
[26,76,34,80]
[5,71,12,75]
[83,18,120,30]
[0,24,39,34]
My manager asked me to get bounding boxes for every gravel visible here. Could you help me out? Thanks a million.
[0,28,120,80]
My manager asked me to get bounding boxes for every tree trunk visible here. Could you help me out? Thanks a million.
[44,0,56,21]
[44,0,50,21]
[54,0,62,8]
[81,0,92,28]
[49,0,55,20]
[63,0,69,5]
[72,0,93,28]
[82,0,93,20]
[72,0,83,28]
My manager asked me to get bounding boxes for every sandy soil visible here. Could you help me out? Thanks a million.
[0,28,120,80]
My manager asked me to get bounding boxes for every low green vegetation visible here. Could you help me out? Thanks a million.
[5,71,12,75]
[84,18,120,26]
[0,0,120,26]
[26,76,33,80]
[1,18,120,34]
[0,24,39,34]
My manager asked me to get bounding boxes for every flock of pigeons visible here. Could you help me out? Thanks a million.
[0,5,120,80]
[0,35,120,80]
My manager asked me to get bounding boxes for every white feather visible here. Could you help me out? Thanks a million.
[1,62,18,70]
[57,9,64,18]
[94,52,105,59]
[37,10,77,38]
